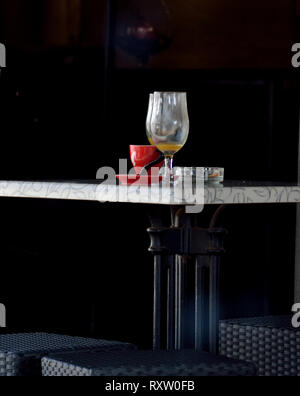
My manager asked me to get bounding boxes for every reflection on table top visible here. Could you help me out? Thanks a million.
[0,180,299,205]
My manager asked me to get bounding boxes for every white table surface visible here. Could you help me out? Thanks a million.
[0,180,299,205]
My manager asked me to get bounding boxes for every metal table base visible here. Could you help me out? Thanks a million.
[148,206,226,353]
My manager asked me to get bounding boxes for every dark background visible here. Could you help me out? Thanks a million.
[0,0,299,349]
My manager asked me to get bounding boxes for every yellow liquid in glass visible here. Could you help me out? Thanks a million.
[156,143,183,155]
[148,137,183,155]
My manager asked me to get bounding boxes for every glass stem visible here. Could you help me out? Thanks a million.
[164,156,174,179]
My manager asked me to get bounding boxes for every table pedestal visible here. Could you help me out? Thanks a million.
[148,206,226,353]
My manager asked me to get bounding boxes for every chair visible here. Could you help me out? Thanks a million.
[219,316,300,376]
[0,333,135,376]
[42,349,257,376]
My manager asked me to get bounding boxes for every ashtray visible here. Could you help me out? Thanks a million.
[205,167,224,183]
[174,167,205,180]
[173,167,224,183]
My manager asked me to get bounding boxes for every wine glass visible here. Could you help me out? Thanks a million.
[149,92,189,179]
[146,93,154,145]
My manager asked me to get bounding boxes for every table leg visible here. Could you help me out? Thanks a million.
[153,255,162,350]
[209,255,220,354]
[167,255,176,351]
[175,255,186,350]
[148,205,226,352]
[195,255,207,351]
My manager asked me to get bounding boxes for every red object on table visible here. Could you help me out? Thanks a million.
[130,145,163,175]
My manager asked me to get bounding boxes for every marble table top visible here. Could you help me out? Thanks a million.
[0,180,299,206]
